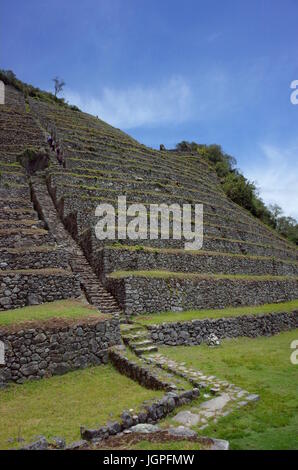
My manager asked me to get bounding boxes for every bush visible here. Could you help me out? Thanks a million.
[175,140,298,244]
[0,69,70,109]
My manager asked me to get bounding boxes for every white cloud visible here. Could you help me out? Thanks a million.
[64,77,192,129]
[244,142,298,221]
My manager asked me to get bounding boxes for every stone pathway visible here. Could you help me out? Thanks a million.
[145,353,259,430]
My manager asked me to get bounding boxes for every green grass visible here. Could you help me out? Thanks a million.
[0,268,72,276]
[158,330,298,450]
[108,269,297,282]
[0,227,47,235]
[0,299,104,326]
[101,244,298,265]
[136,300,298,325]
[0,365,163,449]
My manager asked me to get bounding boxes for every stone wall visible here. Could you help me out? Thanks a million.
[48,177,298,262]
[0,248,69,270]
[105,275,298,315]
[0,317,120,385]
[147,311,298,345]
[0,270,80,311]
[0,230,53,248]
[96,247,298,278]
[78,226,298,266]
[109,349,169,390]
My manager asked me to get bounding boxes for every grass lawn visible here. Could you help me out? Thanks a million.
[0,299,106,326]
[0,365,163,449]
[136,300,298,325]
[159,330,298,450]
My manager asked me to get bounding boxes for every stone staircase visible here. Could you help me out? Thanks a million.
[71,256,123,315]
[114,325,260,434]
[121,323,158,356]
[30,174,123,317]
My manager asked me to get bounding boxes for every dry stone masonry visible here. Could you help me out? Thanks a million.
[0,317,120,385]
[147,311,298,346]
[0,81,298,400]
[106,274,298,316]
[97,246,298,278]
[145,353,259,431]
[0,269,80,311]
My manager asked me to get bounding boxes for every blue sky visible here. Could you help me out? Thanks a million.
[2,0,298,218]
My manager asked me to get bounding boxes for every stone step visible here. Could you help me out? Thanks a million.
[29,177,124,318]
[122,332,149,342]
[134,345,158,356]
[131,339,154,348]
[120,324,145,333]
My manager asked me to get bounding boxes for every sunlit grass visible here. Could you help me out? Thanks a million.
[136,300,298,325]
[158,330,298,450]
[0,299,106,326]
[0,365,163,449]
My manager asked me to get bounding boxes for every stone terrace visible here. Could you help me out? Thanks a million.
[0,164,80,310]
[1,85,297,319]
[0,83,297,449]
[23,88,298,318]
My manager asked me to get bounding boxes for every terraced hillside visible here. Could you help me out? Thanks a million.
[0,87,79,309]
[0,83,298,316]
[1,81,298,450]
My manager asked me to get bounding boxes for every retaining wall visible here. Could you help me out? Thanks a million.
[105,275,298,315]
[96,247,298,278]
[147,311,298,345]
[0,270,80,310]
[0,248,69,270]
[0,317,120,385]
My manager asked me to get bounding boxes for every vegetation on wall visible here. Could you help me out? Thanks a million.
[1,69,296,244]
[17,147,50,175]
[0,69,69,108]
[176,141,298,245]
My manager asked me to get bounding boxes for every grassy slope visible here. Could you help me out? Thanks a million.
[0,365,163,449]
[136,300,298,325]
[158,330,298,450]
[108,270,297,281]
[0,299,104,326]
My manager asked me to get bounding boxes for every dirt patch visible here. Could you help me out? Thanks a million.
[87,431,215,450]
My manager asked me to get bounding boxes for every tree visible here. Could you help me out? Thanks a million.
[275,215,298,245]
[269,204,283,221]
[176,141,192,152]
[52,76,65,97]
[174,139,298,244]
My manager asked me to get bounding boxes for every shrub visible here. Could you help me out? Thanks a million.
[175,140,298,244]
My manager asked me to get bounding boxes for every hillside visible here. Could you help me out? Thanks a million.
[0,81,297,315]
[0,79,298,451]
